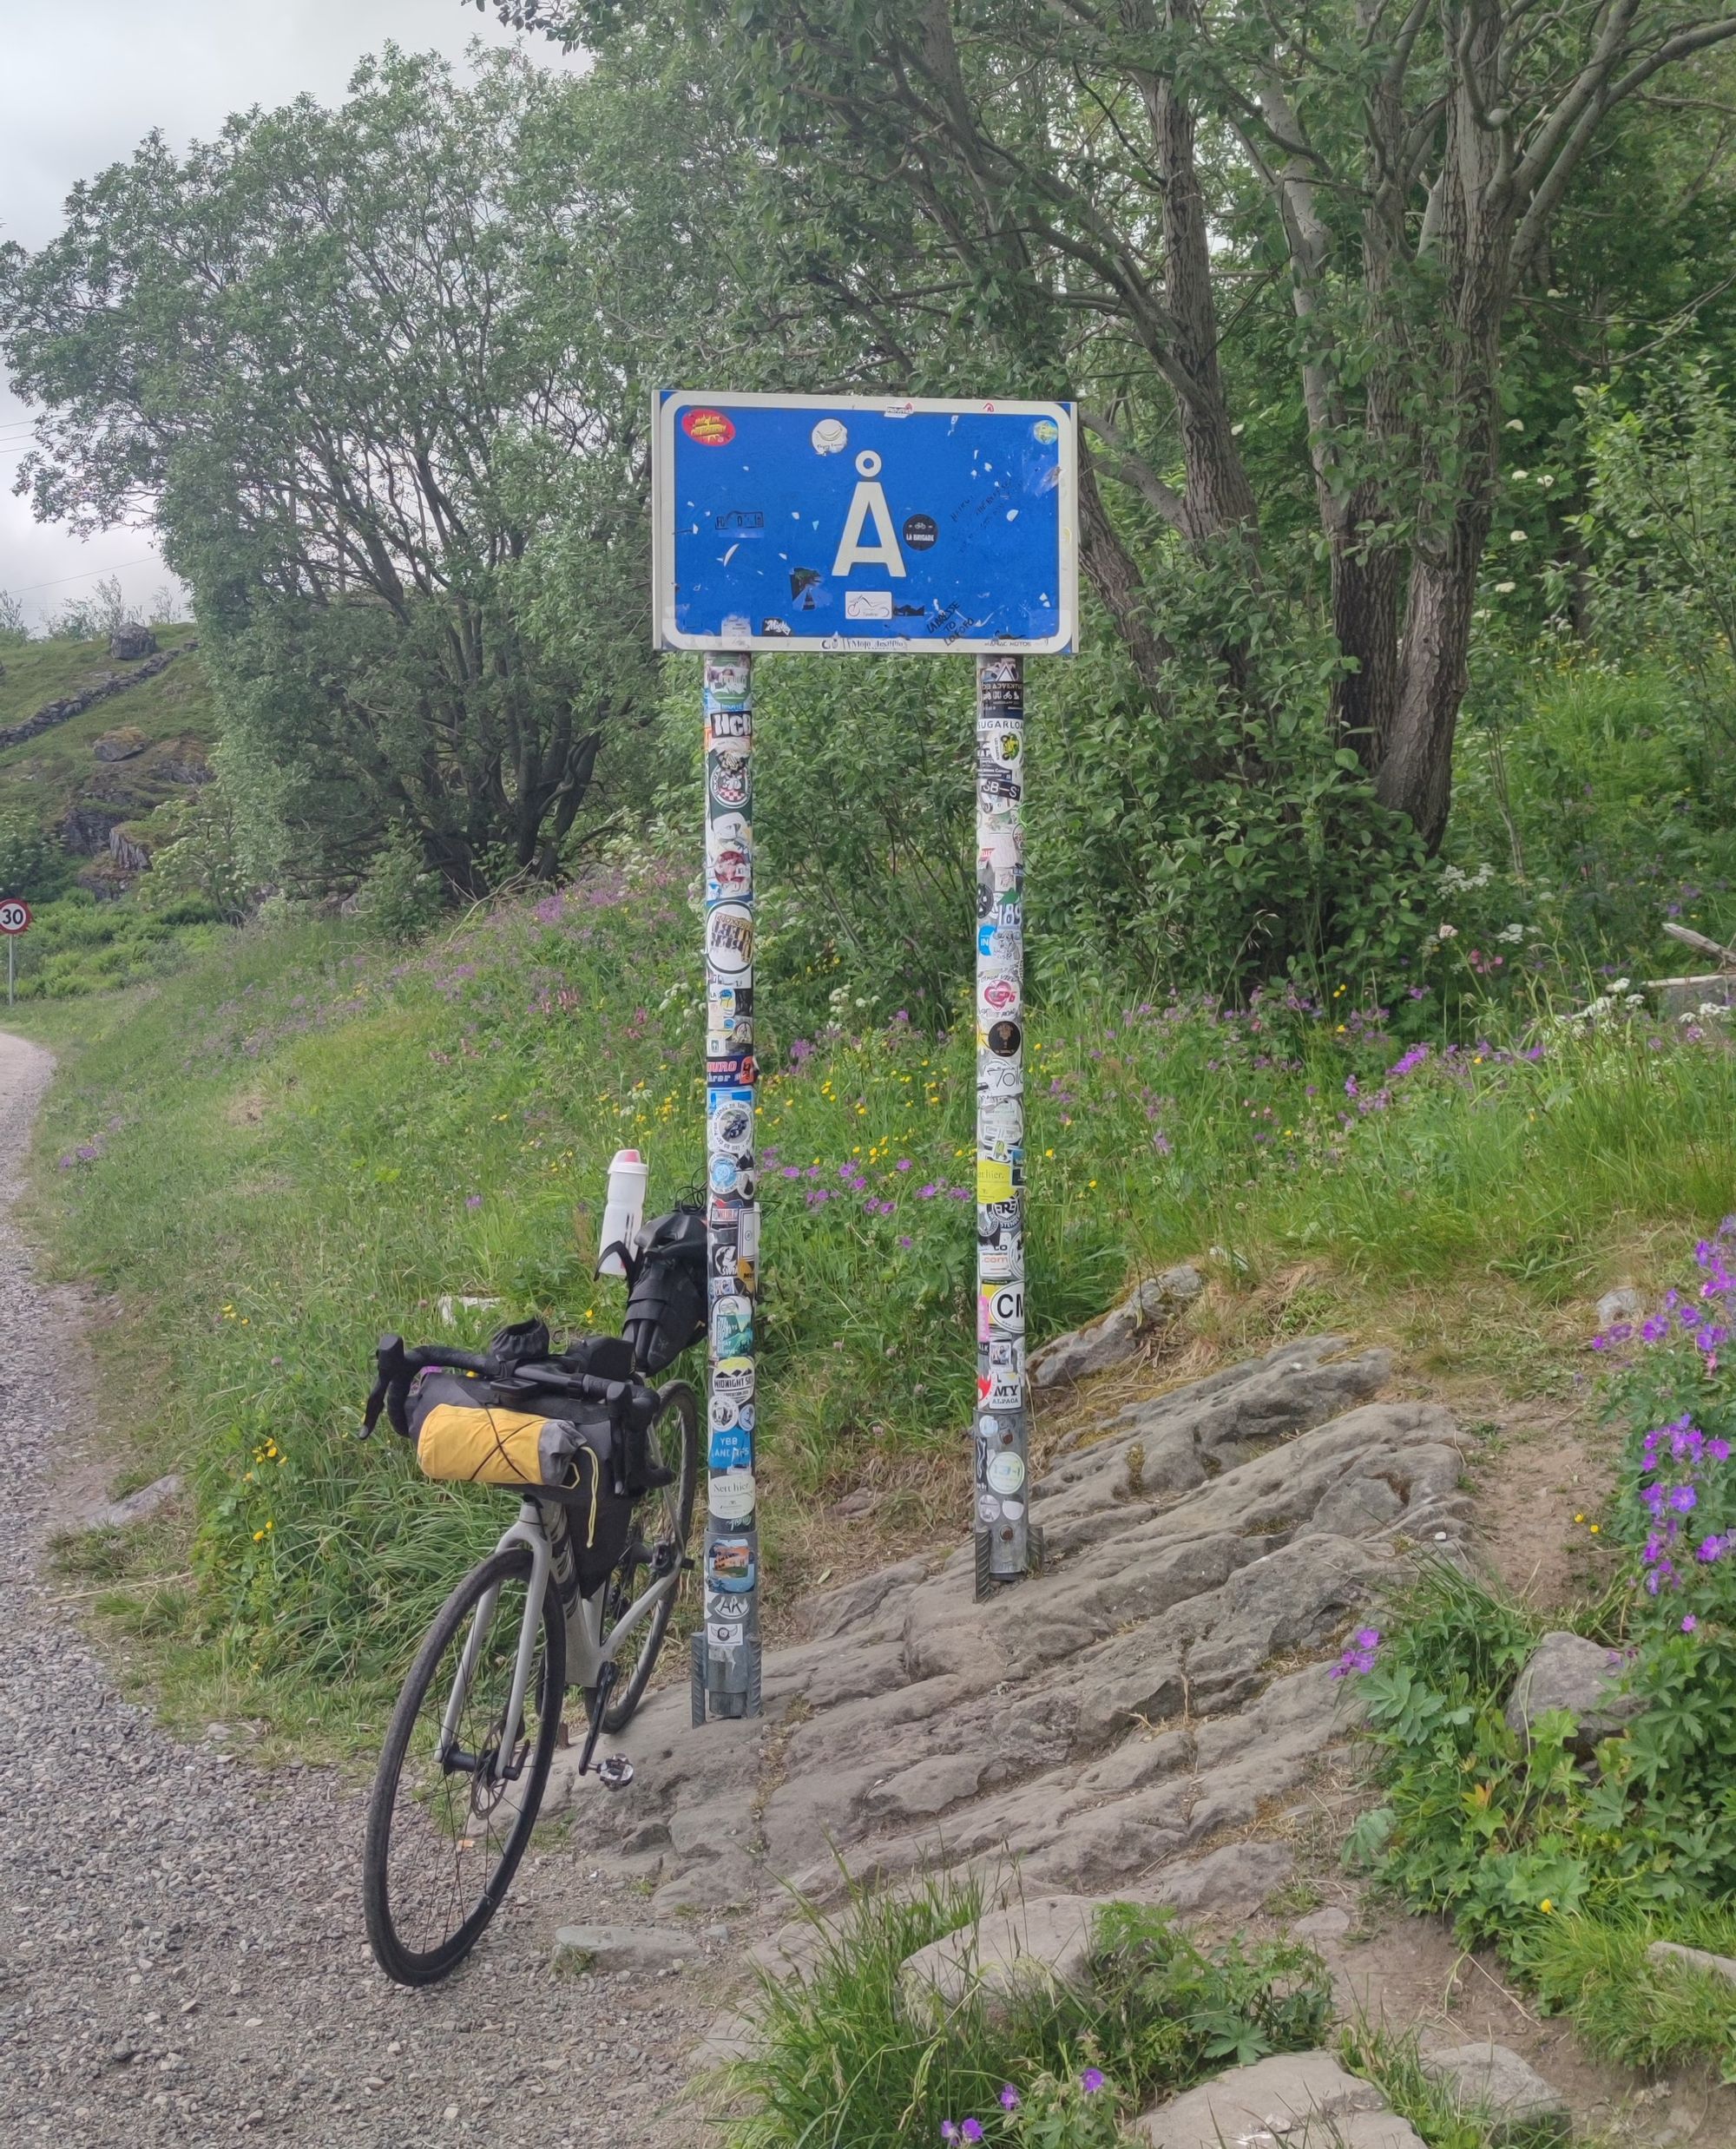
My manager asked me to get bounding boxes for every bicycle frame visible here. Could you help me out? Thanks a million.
[437,1499,681,1783]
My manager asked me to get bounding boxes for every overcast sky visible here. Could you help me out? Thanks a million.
[1,0,581,628]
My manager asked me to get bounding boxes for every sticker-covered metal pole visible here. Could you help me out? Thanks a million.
[694,653,763,1721]
[973,654,1040,1594]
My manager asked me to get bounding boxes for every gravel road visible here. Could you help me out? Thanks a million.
[0,1034,707,2147]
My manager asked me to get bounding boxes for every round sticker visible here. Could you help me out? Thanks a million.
[709,1395,740,1431]
[986,1449,1027,1496]
[708,1468,758,1521]
[707,904,753,976]
[1001,1498,1026,1521]
[978,1414,999,1438]
[976,1492,1000,1524]
[811,417,848,455]
[707,841,751,902]
[709,752,750,808]
[987,1019,1023,1059]
[709,1153,748,1195]
[903,513,937,550]
[683,406,735,445]
[1033,418,1059,444]
[979,973,1019,1015]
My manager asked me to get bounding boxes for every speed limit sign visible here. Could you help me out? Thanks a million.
[0,900,30,936]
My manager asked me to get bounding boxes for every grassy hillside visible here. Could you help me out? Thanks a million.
[25,857,1736,1751]
[0,626,227,996]
[0,621,209,811]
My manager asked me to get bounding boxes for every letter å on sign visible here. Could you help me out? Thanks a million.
[661,393,1078,1718]
[654,392,1077,655]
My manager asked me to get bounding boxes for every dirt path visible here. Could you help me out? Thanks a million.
[0,1035,705,2148]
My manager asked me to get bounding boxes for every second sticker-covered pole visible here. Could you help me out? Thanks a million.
[694,652,762,1720]
[973,654,1039,1592]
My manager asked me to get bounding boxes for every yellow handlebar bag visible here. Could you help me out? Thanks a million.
[415,1399,585,1490]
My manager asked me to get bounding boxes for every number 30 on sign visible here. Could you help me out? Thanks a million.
[0,901,31,936]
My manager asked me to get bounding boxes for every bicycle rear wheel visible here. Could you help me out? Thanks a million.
[364,1541,565,1986]
[598,1380,698,1733]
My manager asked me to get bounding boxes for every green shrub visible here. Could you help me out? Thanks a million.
[1348,1220,1736,2070]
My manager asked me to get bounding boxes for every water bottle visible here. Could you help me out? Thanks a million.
[596,1148,649,1278]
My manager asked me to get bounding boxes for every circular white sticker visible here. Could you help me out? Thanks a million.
[976,1492,1000,1524]
[978,1414,999,1438]
[985,1449,1026,1495]
[1001,1498,1026,1521]
[708,1469,757,1521]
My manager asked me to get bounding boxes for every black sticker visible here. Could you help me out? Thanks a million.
[902,513,937,551]
[987,1018,1023,1058]
[790,566,822,604]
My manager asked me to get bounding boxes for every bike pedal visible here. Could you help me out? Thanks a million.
[595,1754,635,1791]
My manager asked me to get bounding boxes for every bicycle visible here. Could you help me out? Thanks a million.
[357,1226,704,1986]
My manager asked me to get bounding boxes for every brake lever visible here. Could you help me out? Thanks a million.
[358,1333,412,1441]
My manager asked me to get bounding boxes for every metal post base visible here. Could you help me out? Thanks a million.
[975,1521,1045,1600]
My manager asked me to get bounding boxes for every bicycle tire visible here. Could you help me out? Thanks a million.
[364,1541,565,1986]
[600,1379,699,1733]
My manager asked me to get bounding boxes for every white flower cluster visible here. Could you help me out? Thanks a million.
[1680,1002,1734,1024]
[1439,862,1496,893]
[1560,978,1648,1026]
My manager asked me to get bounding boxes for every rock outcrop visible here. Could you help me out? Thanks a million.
[1139,2050,1421,2149]
[1504,1631,1644,1758]
[550,1337,1472,1918]
[1030,1265,1205,1388]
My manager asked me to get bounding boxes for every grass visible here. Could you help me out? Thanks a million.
[19,850,1736,1750]
[719,1878,1333,2149]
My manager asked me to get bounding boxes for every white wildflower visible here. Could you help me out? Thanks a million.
[1437,923,1458,940]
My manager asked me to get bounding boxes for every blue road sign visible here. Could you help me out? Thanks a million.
[654,392,1078,654]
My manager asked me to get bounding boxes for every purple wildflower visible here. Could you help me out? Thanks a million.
[1082,2068,1107,2096]
[1683,1615,1699,1633]
[465,1193,483,1212]
[1000,2087,1020,2113]
[962,2125,983,2145]
[941,2126,960,2146]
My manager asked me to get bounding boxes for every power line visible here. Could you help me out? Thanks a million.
[3,554,161,596]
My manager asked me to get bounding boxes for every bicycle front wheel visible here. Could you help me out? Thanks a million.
[599,1379,699,1733]
[363,1541,565,1986]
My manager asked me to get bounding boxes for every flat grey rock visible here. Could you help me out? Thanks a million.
[1139,2050,1396,2149]
[1595,1286,1644,1329]
[898,1894,1099,2019]
[1420,2044,1569,2142]
[1031,1266,1204,1388]
[1292,1907,1351,1940]
[551,1923,700,1975]
[82,1472,183,1529]
[1505,1631,1645,1758]
[1138,1841,1295,1917]
[1647,1938,1736,1987]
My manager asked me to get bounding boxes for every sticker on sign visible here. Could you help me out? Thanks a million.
[654,391,1078,655]
[0,900,31,935]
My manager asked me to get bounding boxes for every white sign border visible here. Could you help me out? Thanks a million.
[654,390,1079,657]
